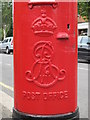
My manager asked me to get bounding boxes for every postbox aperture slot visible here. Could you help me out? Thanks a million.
[28,0,57,9]
[67,24,70,30]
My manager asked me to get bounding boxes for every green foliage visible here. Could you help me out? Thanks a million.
[0,28,3,40]
[2,2,13,38]
[2,2,12,25]
[78,2,90,21]
[6,23,13,37]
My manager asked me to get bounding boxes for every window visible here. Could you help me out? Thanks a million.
[78,37,82,44]
[9,39,11,42]
[88,37,90,43]
[81,37,88,44]
[2,39,8,43]
[5,39,8,43]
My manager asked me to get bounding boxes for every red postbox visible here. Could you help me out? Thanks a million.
[13,1,79,119]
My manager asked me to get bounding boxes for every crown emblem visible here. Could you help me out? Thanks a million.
[32,10,57,36]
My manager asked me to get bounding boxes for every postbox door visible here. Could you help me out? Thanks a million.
[14,1,77,115]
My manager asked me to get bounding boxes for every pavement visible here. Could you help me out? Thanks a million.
[0,53,89,119]
[0,103,12,119]
[0,90,13,119]
[78,63,88,118]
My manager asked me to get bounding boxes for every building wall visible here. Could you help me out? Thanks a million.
[78,22,89,36]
